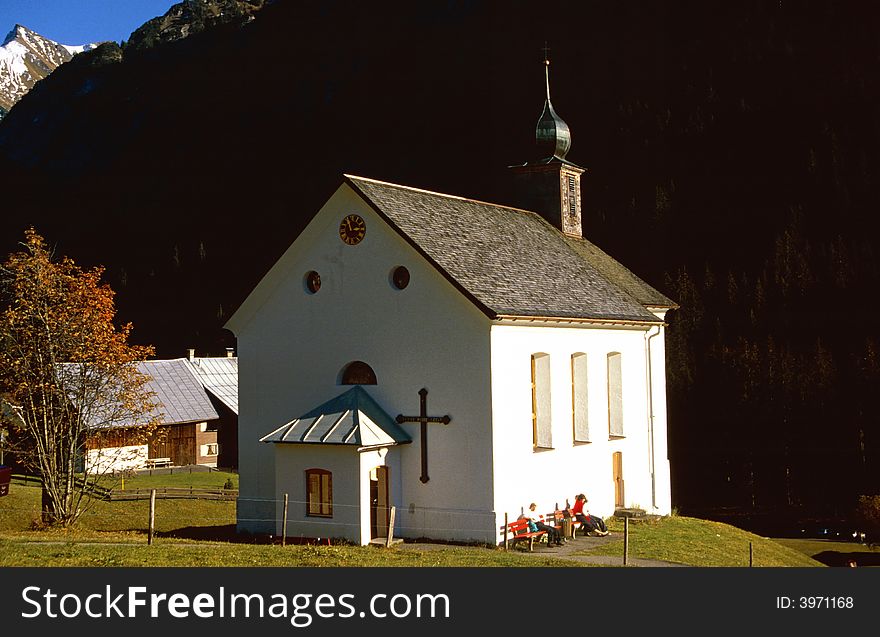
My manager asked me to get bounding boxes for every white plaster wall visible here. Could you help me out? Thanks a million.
[85,444,148,474]
[490,322,668,537]
[235,332,276,534]
[274,444,361,543]
[232,184,495,542]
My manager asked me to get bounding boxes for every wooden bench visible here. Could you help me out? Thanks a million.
[500,517,547,552]
[556,509,610,537]
[550,510,583,538]
[145,457,172,468]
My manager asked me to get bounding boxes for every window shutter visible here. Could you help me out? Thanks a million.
[607,353,624,437]
[532,354,553,449]
[572,353,589,442]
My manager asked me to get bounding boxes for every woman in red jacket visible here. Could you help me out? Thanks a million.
[569,493,609,536]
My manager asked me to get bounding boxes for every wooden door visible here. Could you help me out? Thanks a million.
[613,452,624,508]
[371,466,390,539]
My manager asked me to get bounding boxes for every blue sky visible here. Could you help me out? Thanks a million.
[0,1,179,45]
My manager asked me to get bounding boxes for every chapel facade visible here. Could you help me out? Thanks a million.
[227,56,676,545]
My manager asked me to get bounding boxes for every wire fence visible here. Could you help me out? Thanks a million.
[1,481,500,542]
[0,483,773,564]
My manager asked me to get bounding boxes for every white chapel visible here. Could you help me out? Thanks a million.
[226,57,677,545]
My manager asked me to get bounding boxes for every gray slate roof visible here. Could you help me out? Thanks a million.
[62,359,220,430]
[139,359,219,426]
[562,236,677,309]
[187,357,238,414]
[346,176,672,323]
[260,386,411,447]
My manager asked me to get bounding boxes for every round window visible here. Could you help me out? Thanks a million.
[305,270,321,294]
[392,266,410,290]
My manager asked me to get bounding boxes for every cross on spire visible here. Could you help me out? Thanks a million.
[542,42,551,100]
[395,388,451,484]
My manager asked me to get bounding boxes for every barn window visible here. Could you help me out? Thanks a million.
[571,353,589,443]
[340,361,377,385]
[531,353,552,449]
[607,352,624,438]
[305,468,333,517]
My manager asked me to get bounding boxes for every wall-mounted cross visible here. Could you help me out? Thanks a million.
[396,388,451,484]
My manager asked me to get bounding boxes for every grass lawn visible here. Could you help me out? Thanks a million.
[576,515,824,567]
[0,539,581,567]
[0,477,823,567]
[117,469,238,491]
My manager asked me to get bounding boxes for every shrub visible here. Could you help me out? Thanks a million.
[855,495,880,544]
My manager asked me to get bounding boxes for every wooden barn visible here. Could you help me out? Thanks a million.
[83,358,224,472]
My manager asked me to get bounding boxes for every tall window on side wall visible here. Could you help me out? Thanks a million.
[305,468,332,517]
[607,352,624,438]
[571,353,589,442]
[531,353,552,449]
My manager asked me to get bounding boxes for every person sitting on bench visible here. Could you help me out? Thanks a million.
[519,502,565,546]
[569,493,608,536]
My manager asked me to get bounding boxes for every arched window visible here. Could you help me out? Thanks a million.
[531,353,552,449]
[340,361,377,385]
[607,352,624,438]
[305,468,332,517]
[571,353,589,442]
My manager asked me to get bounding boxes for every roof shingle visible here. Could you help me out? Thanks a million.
[346,176,671,323]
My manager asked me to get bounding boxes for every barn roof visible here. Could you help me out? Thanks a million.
[62,359,219,429]
[187,356,238,414]
[137,359,219,426]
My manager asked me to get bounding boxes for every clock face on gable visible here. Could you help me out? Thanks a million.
[339,214,366,245]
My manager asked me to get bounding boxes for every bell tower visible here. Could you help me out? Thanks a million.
[509,47,585,238]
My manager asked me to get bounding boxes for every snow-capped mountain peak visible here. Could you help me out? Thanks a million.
[0,24,97,118]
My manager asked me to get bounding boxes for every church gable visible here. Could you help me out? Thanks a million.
[227,182,489,337]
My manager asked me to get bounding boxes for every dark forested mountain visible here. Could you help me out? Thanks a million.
[0,0,878,526]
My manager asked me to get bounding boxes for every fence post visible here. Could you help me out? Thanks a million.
[386,506,396,548]
[148,489,156,545]
[503,512,509,551]
[623,517,629,566]
[282,493,289,547]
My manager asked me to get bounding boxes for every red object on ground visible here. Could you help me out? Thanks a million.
[0,466,11,497]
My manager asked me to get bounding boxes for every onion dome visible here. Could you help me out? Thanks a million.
[535,57,571,160]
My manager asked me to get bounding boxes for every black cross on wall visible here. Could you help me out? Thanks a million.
[396,388,451,484]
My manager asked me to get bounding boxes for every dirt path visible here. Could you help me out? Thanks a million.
[500,531,688,567]
[396,530,688,567]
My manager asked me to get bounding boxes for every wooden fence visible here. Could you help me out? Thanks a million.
[11,474,237,502]
[109,487,238,501]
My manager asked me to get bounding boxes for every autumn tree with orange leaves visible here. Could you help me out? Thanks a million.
[0,229,157,526]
